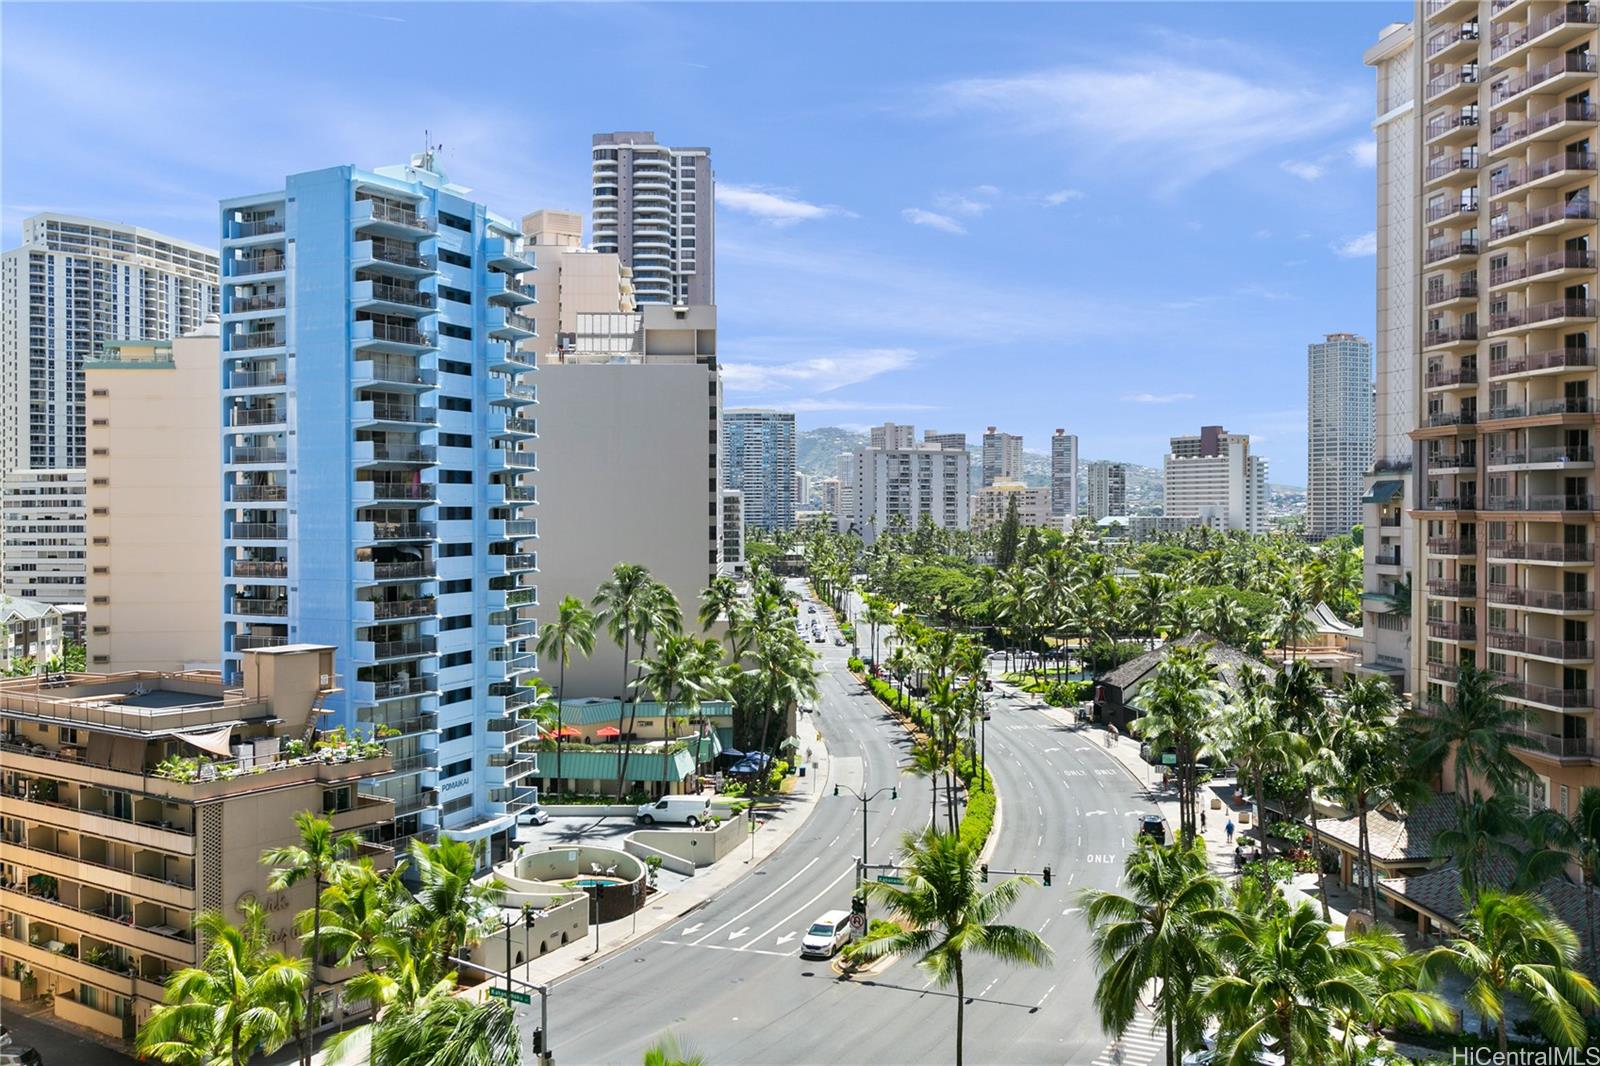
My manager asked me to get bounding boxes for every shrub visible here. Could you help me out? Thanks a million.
[847,656,865,673]
[958,778,996,853]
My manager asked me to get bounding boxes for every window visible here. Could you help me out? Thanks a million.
[439,614,472,631]
[440,650,473,668]
[440,396,473,412]
[440,433,472,448]
[439,470,473,484]
[439,358,471,376]
[439,542,472,557]
[440,286,471,305]
[442,722,473,742]
[440,323,472,341]
[439,212,472,233]
[440,507,472,520]
[442,759,472,779]
[439,249,472,269]
[441,687,471,705]
[440,578,472,595]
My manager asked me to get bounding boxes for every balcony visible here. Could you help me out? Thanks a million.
[359,559,436,583]
[230,559,288,578]
[1503,726,1595,760]
[229,330,285,352]
[354,481,435,503]
[1487,585,1594,609]
[229,406,286,428]
[352,197,435,236]
[353,239,434,275]
[353,279,436,312]
[1424,239,1479,265]
[228,368,286,389]
[1492,152,1598,198]
[230,292,286,313]
[353,441,436,467]
[485,237,536,273]
[353,636,437,664]
[1489,198,1597,241]
[1491,52,1599,105]
[1428,620,1477,641]
[1426,65,1480,102]
[1490,3,1597,61]
[1425,152,1480,185]
[1489,249,1596,288]
[226,446,287,466]
[1425,24,1480,59]
[1426,578,1478,597]
[359,521,436,542]
[228,597,288,617]
[1505,680,1596,709]
[1490,345,1596,377]
[1483,493,1597,513]
[1425,365,1479,388]
[230,217,284,240]
[1522,636,1596,660]
[488,310,537,341]
[1426,280,1480,306]
[356,596,437,622]
[354,357,436,390]
[1429,536,1480,555]
[1425,110,1481,144]
[487,275,537,307]
[230,253,285,278]
[1489,297,1597,333]
[1423,324,1479,348]
[486,553,538,574]
[353,399,437,427]
[1488,540,1595,562]
[1490,100,1600,154]
[1424,408,1477,428]
[356,674,438,703]
[1487,444,1595,467]
[353,319,436,354]
[226,521,287,540]
[233,634,288,651]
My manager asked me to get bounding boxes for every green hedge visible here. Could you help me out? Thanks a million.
[847,656,865,673]
[861,677,995,850]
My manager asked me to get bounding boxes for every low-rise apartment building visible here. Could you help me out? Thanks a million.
[2,468,86,604]
[970,480,1054,532]
[0,645,394,1040]
[1,601,62,672]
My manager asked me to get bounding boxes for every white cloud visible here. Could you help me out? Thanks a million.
[718,183,854,226]
[1280,159,1325,182]
[928,57,1361,193]
[1123,392,1195,404]
[1043,188,1085,205]
[933,191,992,217]
[720,348,916,393]
[1331,231,1377,258]
[901,208,966,234]
[1348,139,1377,167]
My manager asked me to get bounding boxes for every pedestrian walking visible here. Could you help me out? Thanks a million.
[1200,810,1207,831]
[1224,817,1235,844]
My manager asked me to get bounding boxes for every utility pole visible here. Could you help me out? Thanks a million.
[835,781,898,905]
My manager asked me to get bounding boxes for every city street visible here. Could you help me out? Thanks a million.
[542,586,1157,1066]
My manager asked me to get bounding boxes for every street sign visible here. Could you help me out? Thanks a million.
[1161,752,1177,766]
[849,911,866,934]
[875,873,905,885]
[489,987,531,1005]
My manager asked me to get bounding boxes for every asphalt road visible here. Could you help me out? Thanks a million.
[543,584,1156,1066]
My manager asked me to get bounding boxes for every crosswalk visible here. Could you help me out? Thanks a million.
[1089,1019,1165,1066]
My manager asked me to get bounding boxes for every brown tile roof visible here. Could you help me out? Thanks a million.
[1102,632,1276,694]
[1315,794,1458,864]
[1380,857,1598,963]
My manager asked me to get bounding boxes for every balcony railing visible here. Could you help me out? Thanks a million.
[230,598,288,617]
[1426,281,1479,304]
[1425,409,1477,428]
[1425,24,1480,57]
[366,241,434,270]
[365,444,436,464]
[1426,66,1479,100]
[370,560,435,581]
[1490,199,1596,240]
[1491,100,1600,151]
[1483,494,1597,512]
[364,281,435,309]
[232,559,288,578]
[228,369,286,389]
[230,331,285,351]
[1487,445,1594,466]
[1425,325,1478,346]
[363,483,435,501]
[1425,366,1479,387]
[358,321,436,348]
[365,596,437,620]
[1506,679,1596,708]
[1488,540,1594,561]
[366,637,437,661]
[228,522,287,539]
[360,199,435,232]
[1490,249,1596,287]
[1493,151,1599,196]
[1427,578,1478,596]
[367,522,436,541]
[1429,536,1479,554]
[1491,4,1598,59]
[1425,153,1480,181]
[233,218,284,238]
[228,447,287,465]
[1428,450,1475,468]
[1425,240,1479,264]
[1490,345,1596,376]
[1487,585,1594,609]
[1524,636,1595,659]
[232,254,285,276]
[231,292,286,313]
[229,407,285,427]
[1427,620,1477,640]
[234,634,289,651]
[1492,52,1599,104]
[1490,298,1598,332]
[368,675,436,700]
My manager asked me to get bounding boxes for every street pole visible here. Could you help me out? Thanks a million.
[504,914,513,1000]
[592,891,600,954]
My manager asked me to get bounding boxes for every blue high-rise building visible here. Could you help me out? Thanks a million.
[721,408,795,530]
[218,155,539,861]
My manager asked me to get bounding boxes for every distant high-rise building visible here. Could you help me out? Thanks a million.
[1086,460,1128,520]
[981,426,1024,488]
[520,209,634,361]
[1050,429,1080,517]
[794,472,811,509]
[833,453,857,534]
[1,468,85,604]
[722,409,797,530]
[85,327,221,673]
[1,213,219,475]
[816,477,843,522]
[923,429,967,451]
[1307,332,1375,540]
[218,155,540,856]
[852,423,970,544]
[591,132,713,307]
[1163,426,1269,534]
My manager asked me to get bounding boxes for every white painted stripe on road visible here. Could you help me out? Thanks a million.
[690,855,822,944]
[1036,983,1056,1007]
[665,940,795,959]
[739,860,859,951]
[1038,917,1052,934]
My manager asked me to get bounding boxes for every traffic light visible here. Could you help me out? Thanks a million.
[851,895,866,919]
[890,787,898,800]
[1042,865,1052,887]
[530,1027,545,1055]
[980,863,989,883]
[833,784,840,797]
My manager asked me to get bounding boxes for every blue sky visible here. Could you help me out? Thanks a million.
[2,1,1409,484]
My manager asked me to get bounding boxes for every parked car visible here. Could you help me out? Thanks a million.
[0,1040,42,1066]
[518,806,550,827]
[834,636,847,646]
[635,795,712,826]
[800,909,855,958]
[1138,814,1167,845]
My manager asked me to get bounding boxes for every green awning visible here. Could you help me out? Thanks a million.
[1361,480,1404,505]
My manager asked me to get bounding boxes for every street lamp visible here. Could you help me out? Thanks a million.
[834,781,898,884]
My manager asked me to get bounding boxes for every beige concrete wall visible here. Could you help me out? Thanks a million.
[630,815,745,868]
[532,363,721,698]
[85,331,220,672]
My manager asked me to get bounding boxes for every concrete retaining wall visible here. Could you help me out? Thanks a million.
[624,836,695,877]
[541,804,638,817]
[468,893,589,971]
[629,815,745,869]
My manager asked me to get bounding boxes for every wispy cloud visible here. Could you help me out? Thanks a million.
[720,348,915,393]
[926,53,1361,193]
[1123,392,1195,404]
[1348,139,1377,167]
[932,190,993,217]
[1331,231,1377,258]
[1279,159,1325,182]
[901,207,966,235]
[1042,188,1085,205]
[718,183,855,226]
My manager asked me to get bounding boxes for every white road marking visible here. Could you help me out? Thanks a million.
[1036,983,1057,1007]
[1038,805,1044,816]
[1085,810,1108,817]
[775,932,796,946]
[1036,834,1043,847]
[739,860,859,950]
[827,835,840,848]
[690,855,822,944]
[1038,917,1052,934]
[981,978,998,996]
[680,923,704,936]
[1067,873,1076,886]
[728,927,750,940]
[1062,907,1083,916]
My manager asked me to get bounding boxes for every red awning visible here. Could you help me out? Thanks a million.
[595,726,622,738]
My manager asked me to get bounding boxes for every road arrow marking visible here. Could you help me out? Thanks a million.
[681,923,704,936]
[1062,907,1083,916]
[775,932,796,946]
[729,927,750,940]
[1085,809,1109,817]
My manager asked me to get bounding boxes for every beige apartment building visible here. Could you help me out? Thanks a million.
[520,210,634,359]
[0,645,394,1041]
[85,327,221,673]
[1407,0,1600,804]
[970,479,1054,532]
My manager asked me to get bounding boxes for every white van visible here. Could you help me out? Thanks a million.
[800,909,854,958]
[635,795,712,826]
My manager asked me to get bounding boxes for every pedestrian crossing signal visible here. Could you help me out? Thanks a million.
[980,863,988,882]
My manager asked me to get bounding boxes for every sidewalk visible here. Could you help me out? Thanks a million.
[510,727,833,989]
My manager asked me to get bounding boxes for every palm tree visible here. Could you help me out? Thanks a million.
[403,835,504,968]
[136,903,308,1066]
[1130,643,1223,841]
[863,596,895,669]
[261,811,359,1066]
[1268,580,1315,662]
[697,574,741,631]
[1082,838,1223,1066]
[1332,927,1452,1059]
[1329,677,1421,915]
[1433,791,1569,907]
[642,1034,705,1066]
[369,990,522,1066]
[908,735,945,827]
[1200,888,1390,1066]
[1423,889,1600,1052]
[315,858,400,1019]
[1220,667,1300,875]
[593,562,654,799]
[1573,787,1600,983]
[1409,663,1533,801]
[616,580,684,799]
[534,595,597,795]
[1270,662,1334,919]
[847,828,1051,1066]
